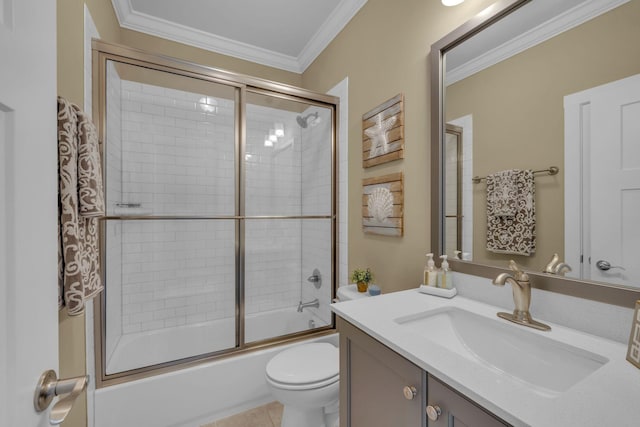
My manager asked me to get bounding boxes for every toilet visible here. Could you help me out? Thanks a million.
[265,342,339,427]
[265,285,364,426]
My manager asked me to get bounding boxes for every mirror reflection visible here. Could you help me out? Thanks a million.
[443,0,640,287]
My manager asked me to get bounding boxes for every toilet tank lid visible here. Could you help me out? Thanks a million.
[266,342,339,385]
[337,284,371,301]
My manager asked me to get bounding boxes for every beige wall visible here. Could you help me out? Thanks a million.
[55,1,308,426]
[57,2,113,425]
[446,1,640,271]
[302,0,495,293]
[58,0,591,425]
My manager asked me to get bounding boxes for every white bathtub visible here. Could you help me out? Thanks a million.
[107,308,326,374]
[95,308,336,427]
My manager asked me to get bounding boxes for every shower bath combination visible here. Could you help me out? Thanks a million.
[93,41,337,392]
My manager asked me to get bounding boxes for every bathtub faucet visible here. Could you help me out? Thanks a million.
[297,298,319,312]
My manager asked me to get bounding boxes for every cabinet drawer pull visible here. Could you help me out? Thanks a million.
[403,385,417,400]
[426,405,442,421]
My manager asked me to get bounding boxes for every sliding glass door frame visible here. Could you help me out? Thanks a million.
[92,40,338,388]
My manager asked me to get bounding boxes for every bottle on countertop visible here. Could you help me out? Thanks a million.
[423,253,437,286]
[438,255,453,289]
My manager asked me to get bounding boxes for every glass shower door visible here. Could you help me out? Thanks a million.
[243,91,334,344]
[95,43,338,383]
[102,60,239,374]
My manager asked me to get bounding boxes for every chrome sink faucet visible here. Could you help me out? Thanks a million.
[492,260,551,331]
[297,298,319,312]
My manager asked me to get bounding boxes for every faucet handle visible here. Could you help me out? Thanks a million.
[543,253,560,274]
[508,260,529,281]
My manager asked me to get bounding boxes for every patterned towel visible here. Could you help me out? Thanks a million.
[487,169,518,217]
[58,97,105,315]
[486,169,536,256]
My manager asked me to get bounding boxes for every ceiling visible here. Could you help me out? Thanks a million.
[111,0,368,73]
[445,0,630,84]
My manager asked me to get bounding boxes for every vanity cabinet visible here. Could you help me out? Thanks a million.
[338,317,425,427]
[427,375,510,427]
[337,317,509,427]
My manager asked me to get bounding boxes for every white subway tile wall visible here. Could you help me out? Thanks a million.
[244,106,301,217]
[300,111,333,326]
[118,220,236,334]
[243,101,303,324]
[104,65,334,348]
[244,219,301,320]
[118,79,236,216]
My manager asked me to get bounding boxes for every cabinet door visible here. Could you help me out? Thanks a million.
[338,317,425,427]
[427,376,510,427]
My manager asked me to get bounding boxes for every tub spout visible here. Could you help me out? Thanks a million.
[297,298,319,312]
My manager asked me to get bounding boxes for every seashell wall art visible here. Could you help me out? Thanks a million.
[362,173,404,236]
[362,93,404,168]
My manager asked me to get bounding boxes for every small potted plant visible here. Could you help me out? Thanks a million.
[351,268,373,293]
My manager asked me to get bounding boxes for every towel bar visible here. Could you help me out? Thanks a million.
[472,166,559,183]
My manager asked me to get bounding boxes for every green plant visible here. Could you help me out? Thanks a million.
[351,268,373,284]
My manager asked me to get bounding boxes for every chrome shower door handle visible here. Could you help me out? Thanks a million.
[34,369,89,425]
[596,260,626,271]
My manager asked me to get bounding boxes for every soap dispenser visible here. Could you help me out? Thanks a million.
[438,255,453,289]
[423,253,437,286]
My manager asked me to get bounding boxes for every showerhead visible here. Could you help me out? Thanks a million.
[296,111,319,128]
[296,115,308,128]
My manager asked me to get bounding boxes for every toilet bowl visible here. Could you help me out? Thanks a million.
[265,342,339,427]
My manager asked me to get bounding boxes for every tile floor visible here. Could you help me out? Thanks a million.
[201,401,283,427]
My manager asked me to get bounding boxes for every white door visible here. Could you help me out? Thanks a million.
[0,0,59,426]
[565,74,640,286]
[590,74,640,286]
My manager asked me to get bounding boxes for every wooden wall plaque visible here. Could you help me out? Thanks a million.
[362,172,404,236]
[362,93,404,168]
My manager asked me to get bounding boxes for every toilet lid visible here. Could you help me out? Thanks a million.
[266,343,339,386]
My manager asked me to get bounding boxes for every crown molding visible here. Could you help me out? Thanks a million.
[298,0,368,71]
[446,0,630,86]
[111,0,367,74]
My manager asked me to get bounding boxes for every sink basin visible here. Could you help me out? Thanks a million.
[394,307,608,395]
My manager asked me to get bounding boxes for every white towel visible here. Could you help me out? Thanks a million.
[486,169,536,256]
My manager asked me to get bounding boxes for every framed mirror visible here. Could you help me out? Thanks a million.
[430,0,640,307]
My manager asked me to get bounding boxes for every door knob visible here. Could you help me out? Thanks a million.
[403,385,417,400]
[426,404,442,421]
[34,370,89,425]
[596,260,626,271]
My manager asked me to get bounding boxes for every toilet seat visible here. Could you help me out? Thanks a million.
[266,343,339,390]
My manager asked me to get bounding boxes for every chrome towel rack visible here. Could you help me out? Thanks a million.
[472,166,559,184]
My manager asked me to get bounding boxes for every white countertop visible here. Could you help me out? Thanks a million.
[332,289,640,427]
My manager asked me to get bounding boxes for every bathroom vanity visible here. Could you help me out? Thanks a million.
[332,289,640,427]
[338,317,508,427]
